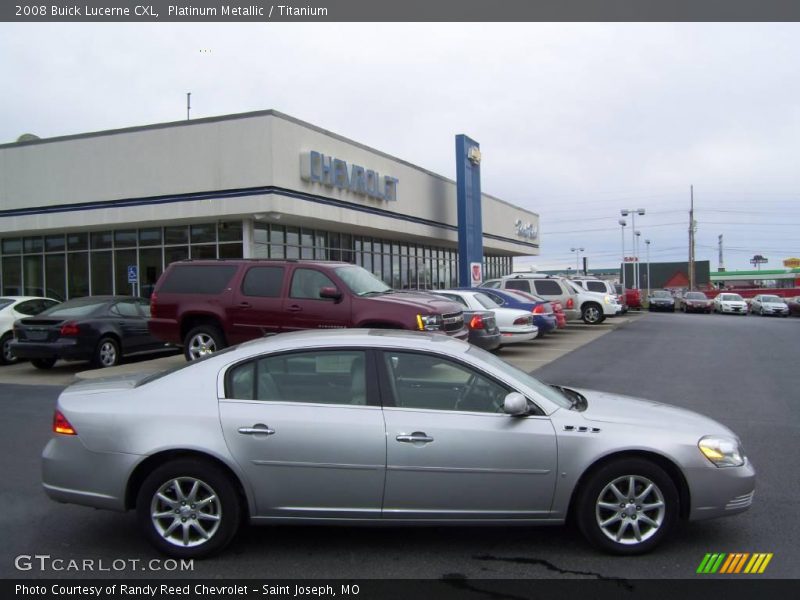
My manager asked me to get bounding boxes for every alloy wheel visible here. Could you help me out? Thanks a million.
[98,340,118,367]
[2,337,16,364]
[188,333,216,360]
[150,477,222,548]
[595,475,666,545]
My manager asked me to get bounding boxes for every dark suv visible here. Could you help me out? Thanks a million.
[149,260,468,360]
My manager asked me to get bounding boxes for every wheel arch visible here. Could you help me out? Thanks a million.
[125,449,251,519]
[566,450,691,522]
[180,313,227,344]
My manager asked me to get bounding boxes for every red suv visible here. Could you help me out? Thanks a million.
[149,260,468,360]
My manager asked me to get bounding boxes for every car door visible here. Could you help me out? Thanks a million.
[108,299,150,352]
[228,265,287,341]
[218,348,387,518]
[379,349,558,519]
[282,267,352,331]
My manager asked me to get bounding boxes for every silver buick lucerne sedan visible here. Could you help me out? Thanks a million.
[43,330,755,558]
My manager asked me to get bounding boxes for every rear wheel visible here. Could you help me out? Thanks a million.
[0,332,17,365]
[136,459,242,558]
[576,458,678,555]
[93,337,120,368]
[31,357,56,370]
[184,325,226,361]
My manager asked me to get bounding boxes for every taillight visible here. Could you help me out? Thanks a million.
[566,298,575,309]
[59,322,80,336]
[532,304,545,314]
[469,314,485,330]
[53,410,76,435]
[513,316,531,325]
[150,292,158,318]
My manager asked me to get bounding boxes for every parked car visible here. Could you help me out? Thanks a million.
[429,290,538,345]
[470,287,558,336]
[680,291,713,314]
[573,277,625,309]
[149,260,468,361]
[749,294,789,317]
[563,279,622,324]
[42,329,756,558]
[648,290,676,312]
[786,296,800,316]
[713,293,748,315]
[482,275,581,322]
[0,296,61,365]
[613,284,629,313]
[624,288,643,310]
[462,310,502,352]
[10,296,176,369]
[550,300,568,328]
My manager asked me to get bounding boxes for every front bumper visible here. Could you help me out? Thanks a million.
[719,305,747,314]
[649,302,675,311]
[686,459,756,521]
[761,306,788,315]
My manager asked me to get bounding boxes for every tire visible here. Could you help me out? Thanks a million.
[31,357,57,370]
[575,458,679,555]
[0,332,17,366]
[93,336,120,368]
[183,325,226,361]
[582,303,604,325]
[136,458,241,559]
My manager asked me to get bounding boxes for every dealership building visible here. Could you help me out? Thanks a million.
[0,110,539,300]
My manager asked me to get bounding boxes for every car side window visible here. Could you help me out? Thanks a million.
[134,298,152,317]
[382,351,510,414]
[242,266,285,297]
[505,280,531,293]
[482,291,505,306]
[110,300,139,317]
[586,281,606,293]
[289,269,336,300]
[226,350,368,406]
[533,280,563,296]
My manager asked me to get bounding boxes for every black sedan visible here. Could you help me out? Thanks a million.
[647,290,675,312]
[463,309,502,352]
[10,296,176,370]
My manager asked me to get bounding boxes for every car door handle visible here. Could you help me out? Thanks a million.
[286,305,302,313]
[238,425,275,435]
[238,302,252,309]
[396,432,434,443]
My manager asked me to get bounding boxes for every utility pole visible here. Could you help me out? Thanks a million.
[187,92,191,120]
[688,185,696,290]
[718,234,725,272]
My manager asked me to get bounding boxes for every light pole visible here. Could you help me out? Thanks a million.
[645,239,651,297]
[618,219,627,288]
[635,231,641,289]
[621,208,646,288]
[570,247,585,275]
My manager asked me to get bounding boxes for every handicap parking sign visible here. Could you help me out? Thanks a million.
[127,265,138,283]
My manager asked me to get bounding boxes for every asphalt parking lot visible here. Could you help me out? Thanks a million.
[0,312,796,580]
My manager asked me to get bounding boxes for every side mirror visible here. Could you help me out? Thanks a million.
[503,392,529,416]
[319,286,342,301]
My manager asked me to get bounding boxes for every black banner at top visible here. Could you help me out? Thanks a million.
[3,0,800,23]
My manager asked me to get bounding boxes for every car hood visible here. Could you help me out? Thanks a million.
[569,387,732,435]
[719,299,747,305]
[761,301,787,308]
[362,292,463,314]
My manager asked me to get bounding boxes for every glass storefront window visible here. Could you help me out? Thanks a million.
[67,233,88,251]
[45,254,66,301]
[218,221,243,243]
[2,256,21,295]
[191,245,217,260]
[139,247,163,299]
[68,252,89,298]
[91,251,114,295]
[254,225,268,245]
[114,249,137,296]
[2,238,21,255]
[191,223,216,244]
[23,255,43,296]
[45,235,66,253]
[24,237,43,253]
[114,230,138,247]
[219,243,243,259]
[165,226,189,245]
[91,231,113,249]
[139,228,162,247]
[165,246,189,267]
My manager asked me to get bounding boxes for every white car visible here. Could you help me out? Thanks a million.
[563,280,622,324]
[431,290,538,345]
[749,294,789,317]
[0,296,61,364]
[713,293,748,315]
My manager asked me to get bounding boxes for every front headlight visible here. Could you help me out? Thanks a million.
[416,314,443,331]
[698,435,745,467]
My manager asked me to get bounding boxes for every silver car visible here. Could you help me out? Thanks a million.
[43,330,755,558]
[749,294,789,317]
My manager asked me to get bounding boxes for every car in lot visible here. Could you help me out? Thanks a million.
[786,296,800,317]
[149,260,467,360]
[613,284,629,313]
[0,296,61,365]
[482,275,581,322]
[713,293,749,315]
[749,294,789,317]
[10,296,176,369]
[42,329,755,558]
[680,291,713,314]
[563,279,622,324]
[429,290,538,345]
[550,300,568,328]
[647,290,676,312]
[462,310,502,352]
[573,277,625,308]
[472,287,558,336]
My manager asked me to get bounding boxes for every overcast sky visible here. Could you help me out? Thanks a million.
[2,22,799,272]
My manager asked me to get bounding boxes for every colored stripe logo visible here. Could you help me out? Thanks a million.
[697,553,773,574]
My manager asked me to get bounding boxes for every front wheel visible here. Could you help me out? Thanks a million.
[183,325,226,361]
[0,332,17,365]
[582,303,605,325]
[576,458,678,555]
[136,459,242,558]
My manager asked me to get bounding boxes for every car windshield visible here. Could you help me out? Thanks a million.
[721,294,744,302]
[467,346,572,409]
[39,298,108,318]
[652,291,671,298]
[334,266,391,296]
[761,296,782,303]
[474,293,500,309]
[685,292,707,300]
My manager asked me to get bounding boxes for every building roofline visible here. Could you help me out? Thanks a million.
[0,109,536,217]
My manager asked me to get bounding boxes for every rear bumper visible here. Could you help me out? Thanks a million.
[148,318,181,344]
[498,327,538,345]
[9,339,91,361]
[468,330,502,351]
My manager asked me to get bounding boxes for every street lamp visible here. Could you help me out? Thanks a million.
[634,231,641,290]
[645,239,651,297]
[618,218,627,288]
[570,247,585,275]
[621,208,646,288]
